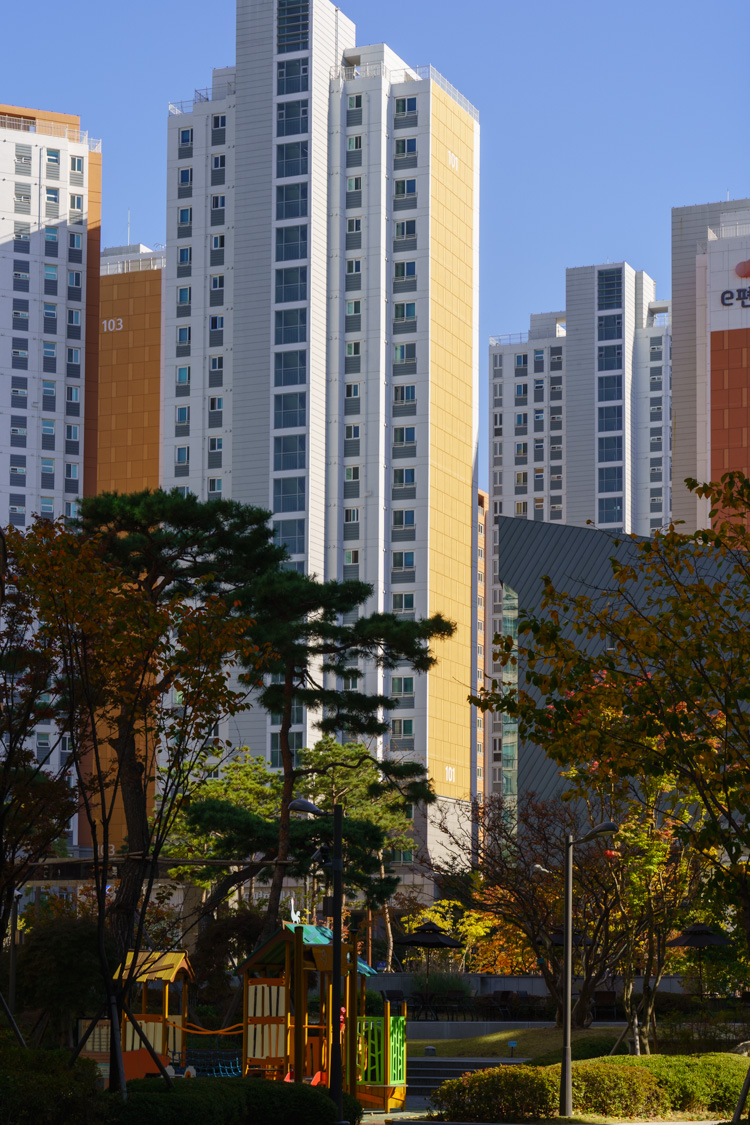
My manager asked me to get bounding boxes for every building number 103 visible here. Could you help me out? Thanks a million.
[102,318,124,331]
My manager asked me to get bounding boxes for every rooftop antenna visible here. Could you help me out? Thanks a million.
[727,189,730,201]
[127,209,131,246]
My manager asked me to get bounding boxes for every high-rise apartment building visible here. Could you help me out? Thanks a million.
[672,197,750,531]
[164,0,480,854]
[0,103,101,529]
[98,244,165,495]
[488,262,671,537]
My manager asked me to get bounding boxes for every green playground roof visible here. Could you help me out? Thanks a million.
[238,922,377,977]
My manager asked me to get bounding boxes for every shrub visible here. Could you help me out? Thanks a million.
[596,1051,750,1115]
[430,1065,558,1122]
[568,1061,668,1117]
[0,1042,106,1125]
[114,1078,362,1125]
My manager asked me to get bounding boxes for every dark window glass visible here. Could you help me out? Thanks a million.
[274,434,306,470]
[275,225,308,261]
[277,58,309,94]
[598,374,622,401]
[599,496,623,523]
[276,182,308,220]
[598,268,623,310]
[598,436,623,461]
[273,476,305,512]
[277,0,309,53]
[274,350,307,386]
[276,141,308,178]
[598,344,623,371]
[598,405,622,432]
[274,517,305,554]
[598,466,623,492]
[598,314,622,341]
[274,392,306,428]
[275,267,307,303]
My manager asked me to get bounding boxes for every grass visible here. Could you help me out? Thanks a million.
[407,1025,623,1059]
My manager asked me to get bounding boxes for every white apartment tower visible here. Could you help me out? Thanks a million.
[165,0,480,853]
[488,262,671,538]
[0,104,101,532]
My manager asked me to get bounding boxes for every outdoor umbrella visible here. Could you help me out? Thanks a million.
[666,922,732,999]
[395,921,462,1010]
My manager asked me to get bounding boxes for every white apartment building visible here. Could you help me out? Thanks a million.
[489,262,672,538]
[0,103,101,533]
[164,0,480,856]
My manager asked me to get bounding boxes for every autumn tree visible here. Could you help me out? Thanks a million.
[475,472,750,951]
[233,567,455,944]
[11,510,269,1093]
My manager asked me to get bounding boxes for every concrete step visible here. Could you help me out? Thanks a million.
[406,1057,523,1095]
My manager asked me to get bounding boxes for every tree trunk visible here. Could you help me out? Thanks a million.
[108,723,150,959]
[380,856,395,971]
[257,665,296,947]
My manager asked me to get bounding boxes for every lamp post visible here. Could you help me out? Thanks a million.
[289,797,346,1125]
[560,821,618,1118]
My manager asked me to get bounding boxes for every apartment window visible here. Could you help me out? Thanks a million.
[394,178,416,197]
[598,344,623,371]
[179,128,193,145]
[347,135,362,152]
[68,271,82,287]
[345,382,359,398]
[533,349,544,373]
[395,220,416,239]
[176,366,191,385]
[598,435,623,461]
[41,458,54,475]
[42,419,55,436]
[208,478,223,494]
[71,156,84,174]
[209,316,224,332]
[210,275,224,293]
[42,382,55,399]
[45,227,58,244]
[213,114,226,129]
[274,476,305,513]
[177,327,191,345]
[47,149,60,165]
[275,350,306,386]
[276,182,308,219]
[176,406,190,425]
[393,384,416,403]
[69,194,83,212]
[515,502,528,516]
[346,300,360,316]
[67,347,81,364]
[394,427,416,444]
[211,194,226,211]
[393,593,415,612]
[515,472,528,486]
[177,286,191,305]
[46,187,59,205]
[68,309,81,327]
[178,207,192,224]
[395,137,417,155]
[598,267,623,310]
[277,57,309,94]
[212,235,225,251]
[277,99,308,136]
[277,141,308,177]
[598,314,622,341]
[178,168,193,187]
[515,413,528,426]
[392,676,414,695]
[276,225,308,261]
[599,496,623,523]
[598,374,622,400]
[392,551,415,570]
[12,346,28,359]
[515,383,527,397]
[274,517,305,555]
[395,97,417,115]
[394,302,416,321]
[274,392,306,428]
[66,424,79,442]
[175,446,189,465]
[275,308,307,344]
[209,438,223,456]
[344,508,359,524]
[345,466,359,482]
[344,549,359,565]
[392,509,415,528]
[598,405,622,431]
[44,264,58,282]
[40,498,54,516]
[347,218,361,235]
[65,463,79,480]
[348,95,362,110]
[599,466,623,492]
[515,353,528,368]
[515,442,528,456]
[208,397,223,414]
[275,266,307,303]
[346,259,361,275]
[345,425,360,440]
[394,343,416,363]
[394,260,416,279]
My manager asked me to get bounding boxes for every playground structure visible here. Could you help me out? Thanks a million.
[238,922,406,1113]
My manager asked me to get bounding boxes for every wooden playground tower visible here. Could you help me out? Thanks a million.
[238,923,406,1112]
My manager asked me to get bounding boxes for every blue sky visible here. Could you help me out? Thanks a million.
[5,0,749,481]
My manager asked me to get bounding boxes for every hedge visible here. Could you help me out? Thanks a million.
[112,1078,363,1125]
[0,1042,107,1125]
[430,1053,748,1122]
[595,1051,750,1116]
[528,1034,627,1068]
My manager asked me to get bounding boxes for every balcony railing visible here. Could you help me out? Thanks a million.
[168,83,236,115]
[489,332,529,346]
[0,113,101,152]
[330,62,478,121]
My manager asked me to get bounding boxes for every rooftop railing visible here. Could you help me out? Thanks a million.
[0,113,101,152]
[330,62,478,121]
[100,255,166,276]
[168,83,236,115]
[489,332,529,346]
[708,221,750,241]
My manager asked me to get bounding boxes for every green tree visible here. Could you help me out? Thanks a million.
[474,471,750,951]
[234,567,455,944]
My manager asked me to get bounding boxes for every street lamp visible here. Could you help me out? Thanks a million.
[560,821,618,1118]
[288,797,347,1125]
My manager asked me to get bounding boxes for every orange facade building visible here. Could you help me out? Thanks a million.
[97,247,164,494]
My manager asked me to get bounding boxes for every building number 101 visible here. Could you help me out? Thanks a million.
[102,318,124,331]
